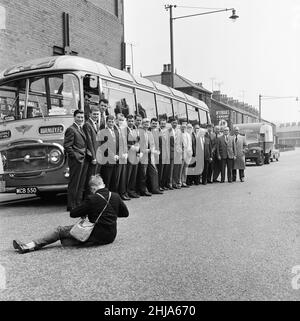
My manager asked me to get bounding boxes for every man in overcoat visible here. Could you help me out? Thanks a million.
[232,126,247,182]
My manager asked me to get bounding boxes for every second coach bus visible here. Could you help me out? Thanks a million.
[0,56,210,197]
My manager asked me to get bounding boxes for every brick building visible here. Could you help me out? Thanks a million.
[211,91,259,129]
[0,0,124,71]
[145,64,212,107]
[277,122,300,147]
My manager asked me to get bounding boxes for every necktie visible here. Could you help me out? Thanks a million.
[235,135,238,143]
[100,112,106,129]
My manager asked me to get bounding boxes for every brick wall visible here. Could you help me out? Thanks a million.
[0,0,124,71]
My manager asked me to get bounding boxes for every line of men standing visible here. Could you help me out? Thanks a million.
[63,101,247,211]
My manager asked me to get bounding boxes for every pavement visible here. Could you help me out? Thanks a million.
[0,149,299,300]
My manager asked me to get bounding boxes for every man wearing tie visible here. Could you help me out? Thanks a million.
[126,114,140,198]
[212,125,222,182]
[83,106,100,196]
[98,98,109,130]
[64,110,88,211]
[99,115,119,192]
[137,118,152,196]
[217,126,236,183]
[232,126,247,182]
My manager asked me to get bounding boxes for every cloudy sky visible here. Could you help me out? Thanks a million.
[124,0,300,123]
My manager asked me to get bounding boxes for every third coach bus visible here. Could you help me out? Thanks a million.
[0,56,210,197]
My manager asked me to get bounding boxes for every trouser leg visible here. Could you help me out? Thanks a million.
[220,159,226,182]
[202,160,208,184]
[227,158,233,182]
[213,157,221,181]
[232,169,237,181]
[33,225,81,249]
[239,169,245,180]
[67,158,84,210]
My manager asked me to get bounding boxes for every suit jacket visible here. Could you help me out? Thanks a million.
[114,125,127,163]
[127,126,140,164]
[70,188,129,245]
[203,133,213,161]
[234,134,247,169]
[83,118,98,161]
[217,135,236,159]
[138,128,152,164]
[159,128,169,163]
[98,127,118,165]
[64,123,87,163]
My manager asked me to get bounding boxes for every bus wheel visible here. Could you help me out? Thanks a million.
[36,191,57,200]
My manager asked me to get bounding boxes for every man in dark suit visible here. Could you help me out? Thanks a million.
[217,127,236,183]
[158,118,169,190]
[202,130,213,185]
[83,106,100,196]
[212,125,222,182]
[126,114,140,198]
[12,175,129,253]
[64,110,88,211]
[98,98,109,130]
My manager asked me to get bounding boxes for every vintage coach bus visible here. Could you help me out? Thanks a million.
[0,56,210,197]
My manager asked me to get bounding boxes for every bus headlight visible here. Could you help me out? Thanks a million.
[49,149,62,164]
[252,150,256,154]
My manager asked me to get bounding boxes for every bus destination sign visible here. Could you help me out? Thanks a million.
[39,125,64,135]
[0,130,11,139]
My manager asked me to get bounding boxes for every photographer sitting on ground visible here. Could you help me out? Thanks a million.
[13,175,129,254]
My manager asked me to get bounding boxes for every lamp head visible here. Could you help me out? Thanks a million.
[229,9,239,21]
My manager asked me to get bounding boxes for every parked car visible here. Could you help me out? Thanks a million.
[270,149,280,162]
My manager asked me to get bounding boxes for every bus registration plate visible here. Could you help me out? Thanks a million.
[16,187,37,194]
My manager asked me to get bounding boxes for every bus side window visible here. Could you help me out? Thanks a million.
[83,75,100,119]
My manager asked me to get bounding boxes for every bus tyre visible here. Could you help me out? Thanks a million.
[264,154,270,164]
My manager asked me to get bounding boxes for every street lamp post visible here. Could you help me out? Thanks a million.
[258,94,299,122]
[165,5,239,88]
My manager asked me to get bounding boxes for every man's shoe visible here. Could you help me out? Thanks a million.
[181,183,189,188]
[152,190,163,195]
[240,178,245,182]
[159,187,164,192]
[121,195,131,201]
[141,191,152,197]
[228,180,233,183]
[13,240,33,254]
[207,180,213,184]
[220,181,225,183]
[128,192,139,198]
[213,180,220,183]
[167,185,174,190]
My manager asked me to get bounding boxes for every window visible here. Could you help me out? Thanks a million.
[0,74,79,121]
[187,105,199,126]
[0,79,26,121]
[199,109,208,126]
[135,89,156,119]
[156,95,173,122]
[102,80,135,117]
[172,100,187,123]
[47,74,79,117]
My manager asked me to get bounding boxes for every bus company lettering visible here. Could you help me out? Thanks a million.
[0,130,11,139]
[39,125,64,135]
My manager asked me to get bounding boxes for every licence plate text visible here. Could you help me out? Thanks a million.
[16,187,37,194]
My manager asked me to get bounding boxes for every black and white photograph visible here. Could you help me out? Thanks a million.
[0,0,299,306]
